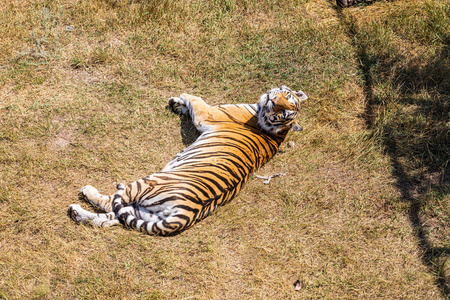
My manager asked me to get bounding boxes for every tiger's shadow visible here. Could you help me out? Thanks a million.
[178,114,201,146]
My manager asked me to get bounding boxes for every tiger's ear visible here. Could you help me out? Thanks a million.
[294,90,308,101]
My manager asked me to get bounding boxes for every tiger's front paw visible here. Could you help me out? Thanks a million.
[168,96,188,115]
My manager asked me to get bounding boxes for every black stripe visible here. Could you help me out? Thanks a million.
[129,216,138,229]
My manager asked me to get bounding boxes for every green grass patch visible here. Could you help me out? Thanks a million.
[0,0,448,298]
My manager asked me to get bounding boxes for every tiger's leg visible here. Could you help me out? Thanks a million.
[68,204,120,228]
[79,185,114,213]
[168,93,215,132]
[71,183,141,228]
[112,183,190,235]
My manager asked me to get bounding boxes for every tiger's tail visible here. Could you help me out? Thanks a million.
[112,184,184,236]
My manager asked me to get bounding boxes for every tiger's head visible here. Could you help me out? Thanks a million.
[257,86,307,135]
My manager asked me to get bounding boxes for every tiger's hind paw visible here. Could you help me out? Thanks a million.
[78,185,102,209]
[80,185,99,200]
[68,204,88,224]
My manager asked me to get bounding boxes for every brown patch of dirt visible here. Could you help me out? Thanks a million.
[49,116,77,151]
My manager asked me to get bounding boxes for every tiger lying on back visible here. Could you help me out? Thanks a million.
[69,86,307,235]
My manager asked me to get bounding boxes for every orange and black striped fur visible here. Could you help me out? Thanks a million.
[69,86,307,235]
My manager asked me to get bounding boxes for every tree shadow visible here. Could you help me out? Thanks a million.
[336,0,379,8]
[333,3,450,297]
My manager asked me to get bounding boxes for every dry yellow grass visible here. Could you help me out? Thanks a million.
[0,0,448,299]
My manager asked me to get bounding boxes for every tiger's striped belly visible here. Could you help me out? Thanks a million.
[136,127,279,227]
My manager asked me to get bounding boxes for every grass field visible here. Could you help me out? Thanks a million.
[0,0,449,298]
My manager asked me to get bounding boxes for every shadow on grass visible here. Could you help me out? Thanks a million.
[165,105,201,146]
[333,3,450,297]
[179,114,201,146]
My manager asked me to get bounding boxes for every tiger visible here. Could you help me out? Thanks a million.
[69,85,307,236]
